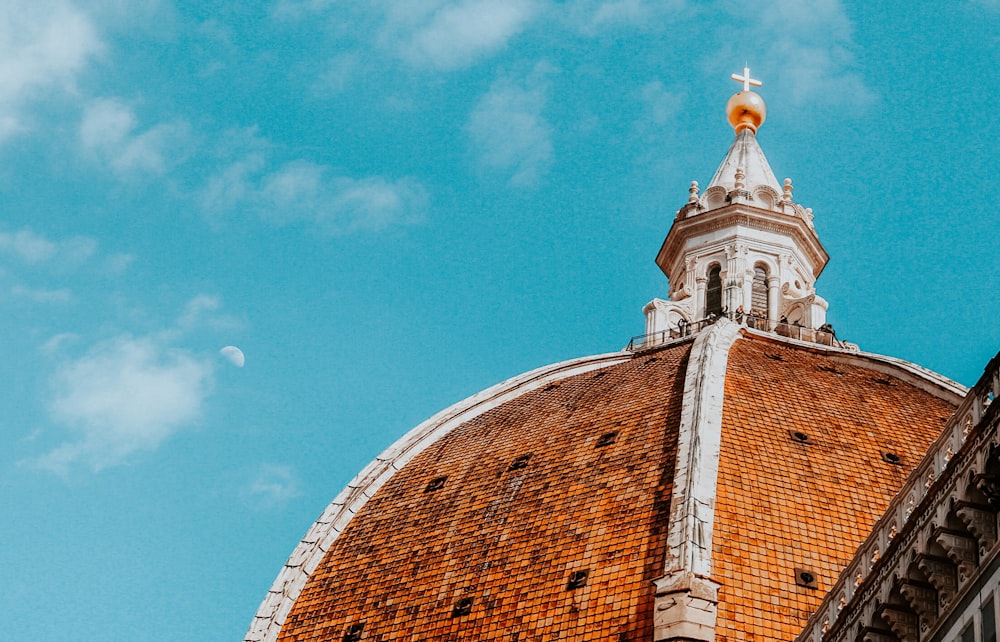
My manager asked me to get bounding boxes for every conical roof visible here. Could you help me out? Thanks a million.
[706,127,782,194]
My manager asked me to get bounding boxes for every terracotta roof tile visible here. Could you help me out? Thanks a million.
[713,338,955,640]
[274,334,957,640]
[278,342,692,641]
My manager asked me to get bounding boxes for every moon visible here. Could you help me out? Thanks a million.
[219,345,245,368]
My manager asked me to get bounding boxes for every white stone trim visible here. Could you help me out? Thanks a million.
[654,319,741,642]
[663,318,741,577]
[244,351,630,642]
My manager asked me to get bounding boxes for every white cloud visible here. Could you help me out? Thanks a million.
[282,0,538,71]
[466,67,553,187]
[0,228,97,265]
[0,228,125,314]
[11,284,72,303]
[722,0,874,109]
[638,80,680,126]
[264,164,428,230]
[271,0,337,20]
[203,156,428,234]
[80,98,192,176]
[200,152,266,214]
[177,294,221,330]
[0,1,102,140]
[102,252,134,275]
[390,0,539,70]
[563,0,683,34]
[314,53,362,94]
[40,332,79,357]
[0,229,57,262]
[35,334,214,473]
[241,464,301,509]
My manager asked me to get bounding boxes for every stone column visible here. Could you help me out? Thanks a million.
[767,276,780,330]
[685,258,697,298]
[743,269,754,317]
[695,277,707,320]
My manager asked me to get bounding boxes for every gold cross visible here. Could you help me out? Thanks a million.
[730,66,762,92]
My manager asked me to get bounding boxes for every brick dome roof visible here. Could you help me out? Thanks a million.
[247,326,962,642]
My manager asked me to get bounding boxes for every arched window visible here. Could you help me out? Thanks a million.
[752,266,769,313]
[706,265,722,317]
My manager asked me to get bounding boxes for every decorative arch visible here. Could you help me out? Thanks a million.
[752,185,781,210]
[702,185,728,209]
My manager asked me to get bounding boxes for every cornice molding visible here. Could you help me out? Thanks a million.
[656,203,829,281]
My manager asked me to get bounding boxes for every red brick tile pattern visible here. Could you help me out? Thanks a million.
[278,342,692,641]
[713,339,957,641]
[277,335,958,641]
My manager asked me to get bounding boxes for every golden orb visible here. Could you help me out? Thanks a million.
[726,90,767,134]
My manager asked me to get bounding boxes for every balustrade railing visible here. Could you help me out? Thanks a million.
[626,313,839,351]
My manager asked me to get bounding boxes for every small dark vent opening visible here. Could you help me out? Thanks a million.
[508,454,533,471]
[343,623,364,642]
[818,365,844,375]
[765,353,786,362]
[424,476,448,492]
[543,383,560,392]
[566,570,589,590]
[592,371,607,379]
[872,377,896,386]
[789,430,810,444]
[644,357,660,365]
[452,597,474,618]
[596,431,618,448]
[794,568,819,589]
[882,452,902,465]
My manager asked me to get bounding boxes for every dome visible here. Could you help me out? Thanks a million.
[246,324,962,642]
[246,73,969,642]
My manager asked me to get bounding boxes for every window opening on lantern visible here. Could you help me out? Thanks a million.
[706,265,723,317]
[747,265,769,330]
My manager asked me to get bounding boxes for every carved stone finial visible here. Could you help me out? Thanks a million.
[689,181,700,203]
[734,167,745,190]
[782,178,793,202]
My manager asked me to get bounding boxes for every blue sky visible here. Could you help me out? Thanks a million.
[1,1,998,640]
